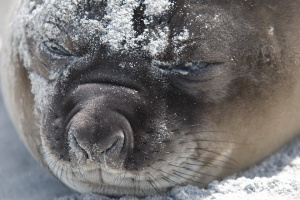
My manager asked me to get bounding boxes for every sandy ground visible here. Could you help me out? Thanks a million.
[0,1,300,200]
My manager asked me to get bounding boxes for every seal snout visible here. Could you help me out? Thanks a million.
[67,102,134,169]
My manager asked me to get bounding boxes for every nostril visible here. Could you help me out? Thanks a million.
[68,129,89,164]
[102,130,125,154]
[68,119,130,167]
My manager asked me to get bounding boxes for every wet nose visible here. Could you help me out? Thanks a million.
[68,109,133,168]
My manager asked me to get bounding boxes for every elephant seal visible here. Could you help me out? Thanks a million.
[1,0,300,197]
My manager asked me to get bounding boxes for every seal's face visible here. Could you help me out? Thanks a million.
[7,0,300,197]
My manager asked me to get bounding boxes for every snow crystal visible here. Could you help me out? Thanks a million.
[28,72,55,112]
[101,0,140,51]
[144,0,173,16]
[146,26,170,57]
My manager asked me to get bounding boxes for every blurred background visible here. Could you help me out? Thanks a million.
[0,1,74,199]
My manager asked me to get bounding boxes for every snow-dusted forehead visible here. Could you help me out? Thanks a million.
[22,0,184,57]
[14,0,190,112]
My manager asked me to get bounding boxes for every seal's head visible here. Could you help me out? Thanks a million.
[2,0,300,197]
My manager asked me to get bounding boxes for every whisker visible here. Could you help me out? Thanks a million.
[162,149,238,167]
[161,175,178,186]
[168,163,218,178]
[179,139,247,145]
[65,168,74,188]
[77,168,89,182]
[159,169,182,186]
[187,129,229,134]
[71,169,80,189]
[55,160,60,178]
[182,161,235,170]
[148,171,165,190]
[147,172,161,194]
[180,156,237,169]
[59,164,63,181]
[149,166,179,186]
[172,169,205,186]
[184,128,241,137]
[136,174,147,196]
[191,147,238,164]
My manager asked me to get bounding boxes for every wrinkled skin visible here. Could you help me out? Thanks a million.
[1,0,300,197]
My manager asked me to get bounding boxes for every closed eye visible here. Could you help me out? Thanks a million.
[158,62,217,75]
[43,41,72,56]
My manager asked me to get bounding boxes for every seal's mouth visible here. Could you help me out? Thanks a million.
[41,82,180,169]
[38,81,234,196]
[39,82,185,195]
[66,106,132,170]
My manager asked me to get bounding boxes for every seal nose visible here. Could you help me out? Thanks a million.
[68,109,133,168]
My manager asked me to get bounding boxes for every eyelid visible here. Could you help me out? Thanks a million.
[43,41,73,56]
[158,62,215,75]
